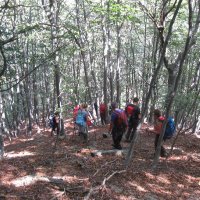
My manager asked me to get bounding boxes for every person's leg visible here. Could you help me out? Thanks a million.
[160,145,167,157]
[115,130,123,149]
[79,125,88,142]
[154,134,159,149]
[78,125,83,136]
[160,139,167,157]
[51,125,56,136]
[102,113,106,125]
[129,123,138,141]
[56,123,60,135]
[83,126,88,142]
[125,126,132,141]
[51,128,53,136]
[154,135,166,157]
[111,127,123,149]
[111,128,118,148]
[100,113,103,125]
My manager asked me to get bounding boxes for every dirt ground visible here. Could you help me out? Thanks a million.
[0,118,200,200]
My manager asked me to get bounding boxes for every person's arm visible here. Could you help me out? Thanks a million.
[55,116,59,124]
[146,127,157,134]
[85,111,90,121]
[146,122,162,134]
[138,107,141,119]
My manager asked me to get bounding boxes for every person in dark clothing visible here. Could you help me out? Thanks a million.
[108,102,127,150]
[125,97,141,142]
[51,112,60,136]
[99,102,107,125]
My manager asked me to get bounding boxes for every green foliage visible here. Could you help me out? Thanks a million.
[0,0,199,132]
[91,0,140,25]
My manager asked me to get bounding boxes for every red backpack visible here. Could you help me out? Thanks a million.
[125,104,135,117]
[100,104,106,114]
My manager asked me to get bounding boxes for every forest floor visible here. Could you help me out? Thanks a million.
[0,118,200,200]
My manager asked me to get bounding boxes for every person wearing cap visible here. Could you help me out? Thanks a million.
[108,102,127,150]
[146,109,167,157]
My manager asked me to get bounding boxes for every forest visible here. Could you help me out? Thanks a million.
[0,0,200,199]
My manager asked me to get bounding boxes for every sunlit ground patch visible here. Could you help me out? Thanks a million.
[4,137,34,147]
[128,181,148,192]
[11,174,88,187]
[5,150,36,159]
[11,175,49,187]
[19,138,34,142]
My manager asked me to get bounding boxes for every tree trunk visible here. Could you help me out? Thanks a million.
[0,93,4,159]
[153,0,200,168]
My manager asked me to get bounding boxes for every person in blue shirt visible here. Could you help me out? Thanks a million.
[76,103,90,142]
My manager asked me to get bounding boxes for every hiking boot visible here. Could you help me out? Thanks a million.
[116,145,122,150]
[112,144,116,149]
[51,131,56,136]
[112,144,122,150]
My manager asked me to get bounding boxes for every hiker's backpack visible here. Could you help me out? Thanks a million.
[125,104,135,117]
[76,110,87,127]
[159,116,176,139]
[114,109,128,130]
[164,117,176,139]
[100,104,106,114]
[49,114,54,128]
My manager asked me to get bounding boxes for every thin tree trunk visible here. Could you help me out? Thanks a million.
[0,93,4,159]
[125,0,183,168]
[153,0,200,168]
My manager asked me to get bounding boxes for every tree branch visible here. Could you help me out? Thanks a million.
[0,24,40,46]
[84,170,126,200]
[0,44,66,92]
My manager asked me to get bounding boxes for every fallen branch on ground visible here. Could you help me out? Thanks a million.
[93,159,118,177]
[91,149,128,157]
[84,170,126,200]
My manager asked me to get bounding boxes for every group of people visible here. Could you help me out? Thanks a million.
[108,98,175,157]
[71,98,141,148]
[49,97,175,157]
[108,97,141,150]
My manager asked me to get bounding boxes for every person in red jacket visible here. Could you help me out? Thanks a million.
[73,105,80,122]
[146,109,167,157]
[99,102,107,125]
